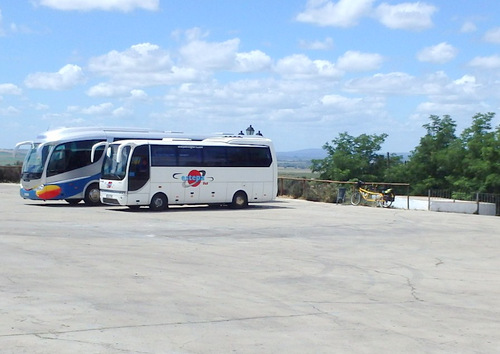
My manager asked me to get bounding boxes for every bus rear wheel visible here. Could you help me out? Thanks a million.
[84,183,101,206]
[231,191,248,209]
[150,193,168,211]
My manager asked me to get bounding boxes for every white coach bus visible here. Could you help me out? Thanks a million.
[15,127,182,205]
[96,135,277,210]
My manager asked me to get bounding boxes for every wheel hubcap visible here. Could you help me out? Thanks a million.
[89,189,100,203]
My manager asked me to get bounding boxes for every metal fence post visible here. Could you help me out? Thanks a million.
[428,189,431,211]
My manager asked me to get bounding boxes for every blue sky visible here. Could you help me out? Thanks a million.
[1,0,500,153]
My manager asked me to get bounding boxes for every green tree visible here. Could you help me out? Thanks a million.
[452,112,500,193]
[311,132,389,181]
[406,115,458,194]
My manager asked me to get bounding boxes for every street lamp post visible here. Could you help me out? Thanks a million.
[246,125,255,135]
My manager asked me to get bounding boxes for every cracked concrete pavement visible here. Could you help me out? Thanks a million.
[0,183,499,353]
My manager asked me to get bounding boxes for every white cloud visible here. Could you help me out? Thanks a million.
[234,50,272,72]
[89,43,170,75]
[299,37,334,50]
[375,2,437,31]
[86,83,130,97]
[10,23,28,34]
[0,83,22,95]
[483,27,500,44]
[112,106,132,117]
[468,55,500,69]
[37,0,159,12]
[417,42,458,64]
[452,75,479,96]
[69,102,114,115]
[129,89,148,100]
[0,106,21,115]
[416,101,478,115]
[88,42,199,87]
[32,103,50,110]
[87,37,271,93]
[453,75,475,85]
[336,51,384,72]
[24,64,85,90]
[345,72,417,94]
[296,0,374,27]
[461,21,477,33]
[321,94,362,108]
[179,38,239,70]
[179,35,272,73]
[274,54,342,80]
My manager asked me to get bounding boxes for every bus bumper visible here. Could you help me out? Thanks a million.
[101,190,128,206]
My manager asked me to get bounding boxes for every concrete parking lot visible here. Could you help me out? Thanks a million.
[0,183,499,353]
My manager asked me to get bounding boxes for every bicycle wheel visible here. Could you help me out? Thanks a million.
[351,192,361,206]
[380,193,394,208]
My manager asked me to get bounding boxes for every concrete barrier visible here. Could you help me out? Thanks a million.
[392,195,496,215]
[430,199,496,215]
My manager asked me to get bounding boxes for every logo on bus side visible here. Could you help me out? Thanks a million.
[173,170,213,188]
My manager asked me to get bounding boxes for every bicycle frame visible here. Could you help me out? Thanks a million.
[359,187,384,204]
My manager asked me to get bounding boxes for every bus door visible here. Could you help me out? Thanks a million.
[128,144,150,205]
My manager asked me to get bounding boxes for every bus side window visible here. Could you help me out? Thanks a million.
[203,146,227,167]
[178,146,202,166]
[151,145,177,166]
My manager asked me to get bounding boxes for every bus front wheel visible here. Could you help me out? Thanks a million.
[231,191,248,209]
[150,193,168,211]
[84,183,101,206]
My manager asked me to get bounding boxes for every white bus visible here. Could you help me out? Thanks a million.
[97,135,277,210]
[15,127,183,205]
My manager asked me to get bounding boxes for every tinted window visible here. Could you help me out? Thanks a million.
[178,146,203,166]
[135,144,272,168]
[225,147,272,167]
[248,147,272,167]
[203,147,227,166]
[151,145,177,166]
[47,139,104,177]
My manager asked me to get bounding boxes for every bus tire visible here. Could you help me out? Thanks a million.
[150,193,168,211]
[231,191,248,209]
[84,183,101,206]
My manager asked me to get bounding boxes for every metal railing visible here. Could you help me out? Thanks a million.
[429,189,500,215]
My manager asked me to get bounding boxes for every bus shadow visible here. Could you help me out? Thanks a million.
[107,201,290,213]
[26,203,107,208]
[24,200,291,211]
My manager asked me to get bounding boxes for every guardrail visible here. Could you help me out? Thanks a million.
[429,189,500,215]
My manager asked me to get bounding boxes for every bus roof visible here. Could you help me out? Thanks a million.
[33,126,184,143]
[109,135,274,147]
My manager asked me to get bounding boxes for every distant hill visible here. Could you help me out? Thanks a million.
[278,149,410,161]
[0,149,24,166]
[277,149,326,161]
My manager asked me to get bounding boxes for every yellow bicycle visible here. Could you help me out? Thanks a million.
[350,181,395,208]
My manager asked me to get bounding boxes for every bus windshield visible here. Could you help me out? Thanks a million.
[22,144,50,177]
[102,144,131,180]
